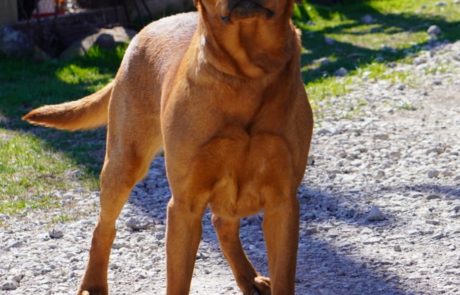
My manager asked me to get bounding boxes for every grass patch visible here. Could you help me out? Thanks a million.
[0,45,125,215]
[294,0,460,103]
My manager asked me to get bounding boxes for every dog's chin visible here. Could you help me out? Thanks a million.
[223,0,274,22]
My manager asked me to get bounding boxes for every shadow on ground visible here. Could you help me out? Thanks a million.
[125,156,415,294]
[295,1,460,82]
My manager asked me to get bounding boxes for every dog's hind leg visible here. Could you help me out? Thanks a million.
[212,216,271,295]
[77,85,162,295]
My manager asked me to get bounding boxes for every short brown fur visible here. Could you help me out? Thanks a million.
[24,1,313,294]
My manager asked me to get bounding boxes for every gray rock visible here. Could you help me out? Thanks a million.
[60,26,137,60]
[396,84,406,91]
[1,281,19,291]
[427,169,440,178]
[49,228,64,239]
[0,26,35,58]
[427,25,442,37]
[436,1,448,6]
[317,57,331,66]
[373,133,389,140]
[365,206,386,222]
[361,14,374,24]
[335,67,348,77]
[414,56,428,65]
[325,37,335,45]
[433,78,442,85]
[381,44,396,53]
[126,217,150,231]
[375,170,386,179]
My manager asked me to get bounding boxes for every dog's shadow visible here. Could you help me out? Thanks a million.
[128,155,417,295]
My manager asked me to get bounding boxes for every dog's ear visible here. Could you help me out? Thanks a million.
[193,0,198,7]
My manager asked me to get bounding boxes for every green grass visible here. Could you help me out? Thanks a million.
[2,0,460,216]
[0,45,126,215]
[294,0,460,100]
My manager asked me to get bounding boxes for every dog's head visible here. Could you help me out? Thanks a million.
[195,0,295,23]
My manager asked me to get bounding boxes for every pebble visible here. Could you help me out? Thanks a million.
[361,14,374,24]
[1,281,19,291]
[427,169,440,178]
[325,37,335,45]
[427,25,442,37]
[365,206,386,222]
[436,1,448,7]
[49,228,64,239]
[126,217,150,231]
[335,67,348,77]
[373,133,389,140]
[317,57,331,66]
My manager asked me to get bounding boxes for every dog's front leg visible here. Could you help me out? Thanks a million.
[263,198,300,295]
[166,198,206,295]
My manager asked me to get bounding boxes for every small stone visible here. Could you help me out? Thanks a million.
[381,45,396,53]
[49,228,64,239]
[361,14,374,24]
[2,281,19,291]
[432,233,445,240]
[376,170,386,179]
[317,57,331,66]
[325,37,335,45]
[374,133,389,140]
[394,245,402,252]
[126,217,150,231]
[335,67,348,77]
[389,151,401,159]
[396,84,406,91]
[436,1,447,7]
[427,194,441,200]
[414,56,428,65]
[427,25,442,37]
[12,274,24,283]
[427,169,440,178]
[366,206,386,222]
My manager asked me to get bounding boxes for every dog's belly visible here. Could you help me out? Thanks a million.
[191,127,293,218]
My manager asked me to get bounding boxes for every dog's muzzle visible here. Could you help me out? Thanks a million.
[222,0,275,22]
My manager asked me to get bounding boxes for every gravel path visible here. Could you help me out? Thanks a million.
[1,40,459,295]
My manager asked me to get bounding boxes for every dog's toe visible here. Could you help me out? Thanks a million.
[253,276,271,295]
[78,288,107,295]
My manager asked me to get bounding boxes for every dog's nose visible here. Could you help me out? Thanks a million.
[228,0,267,9]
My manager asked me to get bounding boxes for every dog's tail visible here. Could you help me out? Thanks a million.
[23,82,113,131]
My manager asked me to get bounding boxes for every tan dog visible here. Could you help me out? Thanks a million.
[24,0,313,294]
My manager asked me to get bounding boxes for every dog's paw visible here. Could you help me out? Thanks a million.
[77,288,108,295]
[252,276,271,295]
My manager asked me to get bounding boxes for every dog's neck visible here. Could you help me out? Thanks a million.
[195,8,297,79]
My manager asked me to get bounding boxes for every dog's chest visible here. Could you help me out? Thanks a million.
[189,126,293,218]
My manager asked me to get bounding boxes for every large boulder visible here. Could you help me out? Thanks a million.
[60,26,137,60]
[0,26,34,58]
